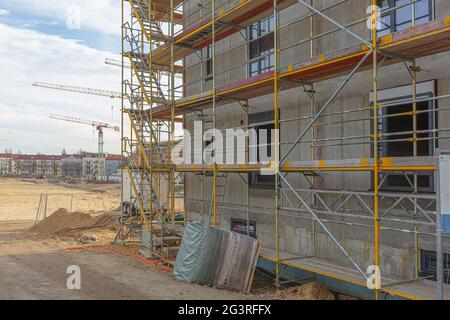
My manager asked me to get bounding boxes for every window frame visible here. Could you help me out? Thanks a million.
[247,16,275,77]
[377,0,433,36]
[420,249,450,284]
[381,97,435,192]
[248,110,278,189]
[205,44,213,81]
[371,82,436,193]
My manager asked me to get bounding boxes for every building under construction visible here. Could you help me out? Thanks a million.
[120,0,450,299]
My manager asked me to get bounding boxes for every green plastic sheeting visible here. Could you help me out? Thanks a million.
[173,220,208,282]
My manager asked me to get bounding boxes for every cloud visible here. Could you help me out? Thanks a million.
[20,19,59,29]
[0,23,124,154]
[3,1,121,35]
[0,9,10,16]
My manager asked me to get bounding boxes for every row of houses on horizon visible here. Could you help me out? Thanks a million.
[0,152,122,181]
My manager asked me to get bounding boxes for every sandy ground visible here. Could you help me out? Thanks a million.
[0,178,346,300]
[0,221,253,299]
[0,178,251,300]
[0,178,120,222]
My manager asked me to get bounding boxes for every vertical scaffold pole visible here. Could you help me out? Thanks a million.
[170,0,176,232]
[148,2,154,242]
[412,58,419,280]
[212,0,217,226]
[436,149,444,300]
[245,105,250,236]
[310,84,317,257]
[309,0,316,257]
[371,0,381,300]
[120,0,124,229]
[274,0,280,290]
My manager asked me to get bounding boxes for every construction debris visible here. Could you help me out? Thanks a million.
[78,235,97,244]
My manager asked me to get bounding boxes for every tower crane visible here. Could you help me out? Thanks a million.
[33,82,122,99]
[49,114,119,158]
[33,81,123,121]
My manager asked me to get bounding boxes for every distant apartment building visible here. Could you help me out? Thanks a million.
[11,154,61,177]
[0,152,123,180]
[105,154,122,182]
[0,154,12,175]
[60,154,83,177]
[82,153,106,180]
[34,155,62,177]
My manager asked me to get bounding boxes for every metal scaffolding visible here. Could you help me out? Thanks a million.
[120,0,183,257]
[120,0,450,299]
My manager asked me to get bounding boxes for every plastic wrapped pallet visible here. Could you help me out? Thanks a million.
[172,220,208,282]
[173,220,261,293]
[193,226,226,285]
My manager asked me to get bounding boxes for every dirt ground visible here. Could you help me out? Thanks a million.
[0,178,120,222]
[0,178,347,300]
[0,221,255,299]
[0,178,252,300]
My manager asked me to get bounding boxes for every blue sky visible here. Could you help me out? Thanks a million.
[0,1,124,155]
[0,2,120,52]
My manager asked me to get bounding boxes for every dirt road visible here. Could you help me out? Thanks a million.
[0,221,255,300]
[0,220,253,300]
[0,178,251,300]
[0,178,340,300]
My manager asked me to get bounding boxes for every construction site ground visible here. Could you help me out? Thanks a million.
[0,178,354,300]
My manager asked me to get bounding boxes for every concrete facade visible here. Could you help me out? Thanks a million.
[181,0,450,281]
[105,155,122,177]
[60,155,83,177]
[8,154,61,177]
[82,155,106,180]
[0,154,12,175]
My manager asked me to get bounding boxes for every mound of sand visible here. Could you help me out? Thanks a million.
[30,208,118,235]
[279,282,336,300]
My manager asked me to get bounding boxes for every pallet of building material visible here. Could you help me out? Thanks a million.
[173,220,208,282]
[173,220,261,293]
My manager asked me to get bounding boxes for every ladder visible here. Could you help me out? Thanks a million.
[194,111,229,226]
[209,172,229,226]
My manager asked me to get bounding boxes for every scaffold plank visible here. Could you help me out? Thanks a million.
[173,156,436,172]
[152,0,297,65]
[259,247,450,300]
[127,0,183,22]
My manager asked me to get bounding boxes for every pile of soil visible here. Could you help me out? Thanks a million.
[279,282,336,300]
[251,269,357,300]
[30,208,118,235]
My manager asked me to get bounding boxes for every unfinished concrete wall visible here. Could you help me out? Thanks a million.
[182,0,450,280]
